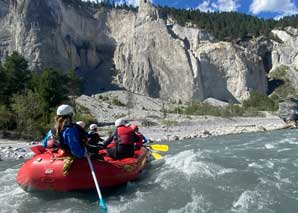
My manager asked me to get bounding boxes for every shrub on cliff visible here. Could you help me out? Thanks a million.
[242,91,277,112]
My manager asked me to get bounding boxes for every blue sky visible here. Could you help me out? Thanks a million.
[84,0,298,19]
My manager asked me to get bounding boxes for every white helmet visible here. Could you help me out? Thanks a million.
[89,124,98,130]
[115,118,127,127]
[56,104,74,116]
[76,121,86,129]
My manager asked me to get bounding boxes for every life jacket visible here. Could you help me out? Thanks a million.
[46,123,87,150]
[117,125,137,145]
[46,128,68,151]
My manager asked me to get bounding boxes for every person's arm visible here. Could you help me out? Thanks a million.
[103,130,116,147]
[42,130,52,147]
[141,134,148,143]
[63,128,85,158]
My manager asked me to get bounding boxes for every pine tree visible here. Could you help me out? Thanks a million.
[66,69,82,97]
[2,52,31,105]
[32,68,69,112]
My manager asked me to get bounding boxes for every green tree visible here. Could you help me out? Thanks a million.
[32,68,69,112]
[0,104,13,130]
[3,52,31,97]
[11,90,46,138]
[0,64,8,105]
[66,69,82,97]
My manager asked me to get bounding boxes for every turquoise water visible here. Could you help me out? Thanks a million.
[1,129,298,213]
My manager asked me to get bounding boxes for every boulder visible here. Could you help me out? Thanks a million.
[203,98,229,108]
[278,98,298,121]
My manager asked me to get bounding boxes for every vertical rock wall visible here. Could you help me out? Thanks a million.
[0,0,281,103]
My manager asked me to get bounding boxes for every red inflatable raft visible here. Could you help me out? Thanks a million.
[17,146,149,191]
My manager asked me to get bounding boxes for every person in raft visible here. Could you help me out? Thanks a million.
[88,124,104,145]
[103,118,139,159]
[129,124,149,149]
[76,121,86,129]
[42,104,87,158]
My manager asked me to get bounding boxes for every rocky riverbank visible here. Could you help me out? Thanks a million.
[0,114,287,161]
[0,91,290,161]
[141,115,286,142]
[77,91,287,141]
[0,139,35,161]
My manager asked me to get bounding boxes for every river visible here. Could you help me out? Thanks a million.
[1,129,298,213]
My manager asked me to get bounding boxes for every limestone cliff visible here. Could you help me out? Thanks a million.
[0,0,117,94]
[269,27,298,90]
[195,42,267,102]
[271,27,298,70]
[0,0,290,103]
[113,1,204,102]
[113,0,267,103]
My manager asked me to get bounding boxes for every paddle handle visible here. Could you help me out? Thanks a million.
[85,148,107,210]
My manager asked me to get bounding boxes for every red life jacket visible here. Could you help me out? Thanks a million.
[117,125,135,145]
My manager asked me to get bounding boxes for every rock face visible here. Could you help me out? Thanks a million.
[113,0,267,103]
[271,27,298,69]
[0,0,117,94]
[270,27,298,91]
[113,1,204,102]
[0,0,285,103]
[195,42,267,102]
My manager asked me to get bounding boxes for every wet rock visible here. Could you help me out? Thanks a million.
[173,135,179,141]
[203,130,211,135]
[258,126,267,131]
[170,135,179,141]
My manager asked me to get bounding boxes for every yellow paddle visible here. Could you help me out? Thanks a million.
[149,144,169,152]
[151,152,163,160]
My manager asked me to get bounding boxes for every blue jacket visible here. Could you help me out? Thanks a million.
[42,130,52,147]
[62,127,85,158]
[42,126,85,158]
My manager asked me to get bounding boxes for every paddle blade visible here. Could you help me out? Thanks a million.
[150,144,169,152]
[99,199,107,212]
[151,152,163,160]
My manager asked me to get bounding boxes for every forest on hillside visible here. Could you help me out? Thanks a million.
[158,6,298,41]
[65,0,298,41]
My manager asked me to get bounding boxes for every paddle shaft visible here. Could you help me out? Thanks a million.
[85,148,107,210]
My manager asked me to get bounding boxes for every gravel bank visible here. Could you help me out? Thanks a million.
[0,92,288,161]
[0,115,286,161]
